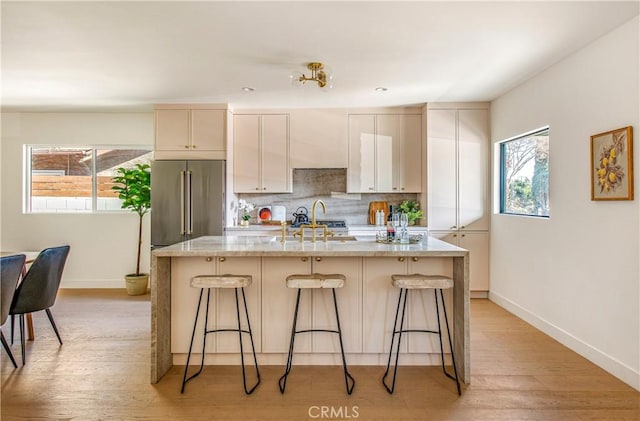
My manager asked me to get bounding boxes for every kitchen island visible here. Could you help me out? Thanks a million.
[151,235,469,384]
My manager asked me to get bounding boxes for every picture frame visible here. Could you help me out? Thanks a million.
[590,126,633,201]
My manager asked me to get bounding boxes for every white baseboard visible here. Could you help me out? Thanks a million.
[60,279,124,289]
[489,291,640,391]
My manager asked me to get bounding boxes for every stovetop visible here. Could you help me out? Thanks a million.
[290,220,347,229]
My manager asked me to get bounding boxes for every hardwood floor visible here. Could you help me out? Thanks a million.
[1,289,638,420]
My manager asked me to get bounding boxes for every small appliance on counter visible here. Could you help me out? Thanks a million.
[258,206,272,222]
[270,205,286,222]
[368,201,388,225]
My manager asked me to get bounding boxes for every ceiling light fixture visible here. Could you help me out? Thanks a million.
[242,87,255,92]
[290,62,333,88]
[375,87,388,92]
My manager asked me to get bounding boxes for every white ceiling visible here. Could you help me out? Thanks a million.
[1,1,638,111]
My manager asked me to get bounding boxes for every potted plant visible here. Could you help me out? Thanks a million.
[398,200,423,225]
[238,199,255,226]
[112,163,151,295]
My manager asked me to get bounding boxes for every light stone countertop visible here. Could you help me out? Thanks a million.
[152,235,467,258]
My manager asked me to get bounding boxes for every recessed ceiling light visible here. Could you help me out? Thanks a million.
[375,87,388,92]
[242,87,255,92]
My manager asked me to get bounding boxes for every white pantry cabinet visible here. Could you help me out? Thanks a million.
[430,230,489,292]
[233,114,291,193]
[154,105,227,159]
[348,114,422,193]
[427,107,489,231]
[170,256,262,353]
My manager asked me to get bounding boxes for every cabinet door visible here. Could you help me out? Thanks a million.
[171,257,215,353]
[406,256,454,354]
[427,109,458,230]
[362,257,407,353]
[459,232,489,291]
[215,257,261,352]
[191,109,225,152]
[233,115,261,193]
[156,109,190,151]
[458,109,489,230]
[312,257,362,353]
[348,115,376,192]
[261,114,290,192]
[399,114,423,193]
[431,230,489,292]
[375,115,399,193]
[261,257,312,352]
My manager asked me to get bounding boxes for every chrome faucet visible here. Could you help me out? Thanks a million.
[292,199,334,242]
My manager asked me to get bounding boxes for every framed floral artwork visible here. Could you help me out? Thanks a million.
[591,126,633,200]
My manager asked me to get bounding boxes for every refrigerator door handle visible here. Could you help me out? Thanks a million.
[187,170,193,235]
[180,170,186,235]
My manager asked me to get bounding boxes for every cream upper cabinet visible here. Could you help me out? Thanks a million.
[233,114,291,193]
[427,107,489,231]
[154,105,227,160]
[348,114,422,193]
[290,109,348,168]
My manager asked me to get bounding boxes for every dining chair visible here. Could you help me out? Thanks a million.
[10,245,70,365]
[1,254,26,368]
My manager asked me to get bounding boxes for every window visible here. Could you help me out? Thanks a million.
[499,127,549,217]
[26,146,152,213]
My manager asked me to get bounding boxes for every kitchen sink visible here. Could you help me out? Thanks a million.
[275,235,358,242]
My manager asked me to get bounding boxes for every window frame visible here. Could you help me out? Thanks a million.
[24,145,152,214]
[498,127,550,218]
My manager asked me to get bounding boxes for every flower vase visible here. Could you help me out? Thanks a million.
[240,219,249,227]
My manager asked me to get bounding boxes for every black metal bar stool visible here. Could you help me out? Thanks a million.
[181,274,261,394]
[278,273,355,395]
[382,274,461,395]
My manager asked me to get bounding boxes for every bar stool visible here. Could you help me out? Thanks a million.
[181,274,260,394]
[382,274,461,395]
[278,273,355,395]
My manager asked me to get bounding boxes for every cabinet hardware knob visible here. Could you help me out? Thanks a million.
[460,225,465,229]
[412,257,418,262]
[369,187,374,190]
[315,257,322,262]
[401,187,405,191]
[263,187,266,190]
[219,257,226,262]
[450,225,457,229]
[453,234,457,238]
[301,257,308,262]
[398,257,405,262]
[255,187,259,190]
[184,145,189,149]
[206,257,212,262]
[392,187,397,190]
[192,145,196,149]
[461,234,466,238]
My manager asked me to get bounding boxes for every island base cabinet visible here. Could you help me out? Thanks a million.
[406,257,454,354]
[171,256,261,356]
[311,257,362,353]
[363,256,454,355]
[261,257,362,354]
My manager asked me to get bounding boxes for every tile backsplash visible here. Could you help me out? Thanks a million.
[238,169,418,225]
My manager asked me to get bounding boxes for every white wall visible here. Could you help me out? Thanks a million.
[490,16,639,390]
[1,112,154,288]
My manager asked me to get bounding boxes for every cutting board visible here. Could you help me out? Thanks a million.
[368,201,388,225]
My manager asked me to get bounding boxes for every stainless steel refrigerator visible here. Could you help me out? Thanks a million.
[151,160,225,248]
